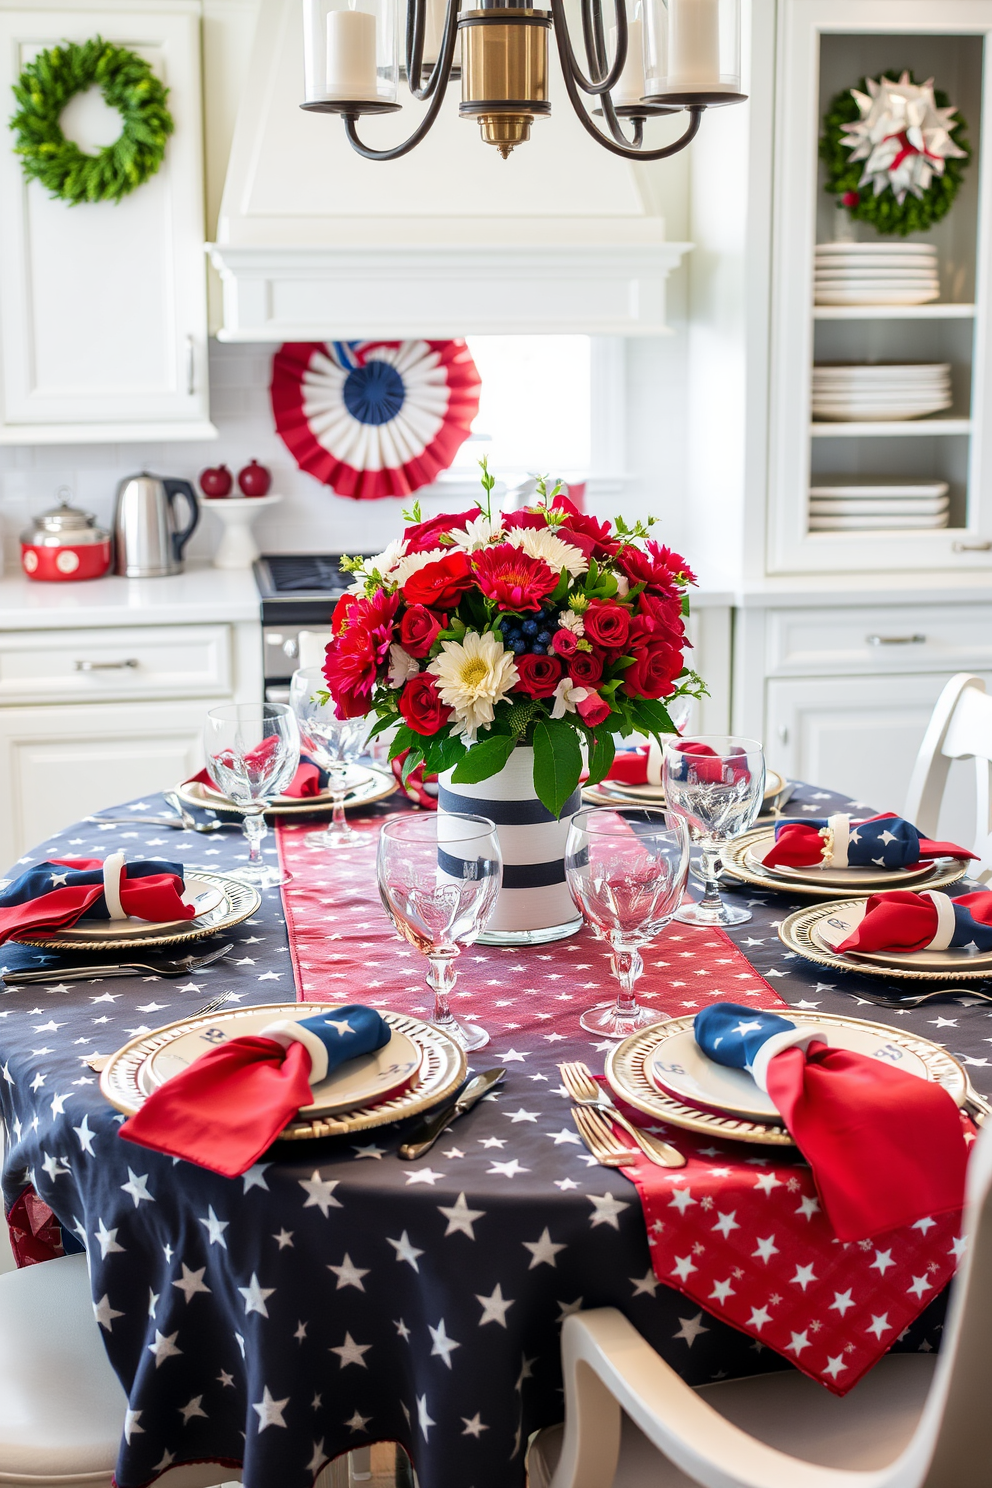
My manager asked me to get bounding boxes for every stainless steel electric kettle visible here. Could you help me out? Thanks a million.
[113,472,199,577]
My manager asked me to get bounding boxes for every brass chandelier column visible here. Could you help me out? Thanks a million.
[459,5,550,157]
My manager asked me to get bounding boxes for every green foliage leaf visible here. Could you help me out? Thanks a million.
[532,718,582,818]
[450,733,518,784]
[631,697,679,735]
[584,726,616,788]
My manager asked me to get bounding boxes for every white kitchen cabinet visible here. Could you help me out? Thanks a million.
[0,697,221,863]
[0,2,215,443]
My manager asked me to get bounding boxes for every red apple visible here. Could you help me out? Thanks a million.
[238,459,272,496]
[200,464,233,497]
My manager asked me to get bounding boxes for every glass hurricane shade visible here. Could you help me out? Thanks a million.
[643,0,740,99]
[303,0,398,103]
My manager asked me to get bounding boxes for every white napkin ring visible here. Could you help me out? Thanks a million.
[749,1028,819,1093]
[820,813,851,868]
[259,1020,329,1084]
[923,890,957,952]
[102,851,127,920]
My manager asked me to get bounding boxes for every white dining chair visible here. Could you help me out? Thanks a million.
[527,1120,992,1488]
[903,672,992,882]
[0,1251,240,1488]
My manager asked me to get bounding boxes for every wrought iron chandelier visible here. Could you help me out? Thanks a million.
[302,0,744,160]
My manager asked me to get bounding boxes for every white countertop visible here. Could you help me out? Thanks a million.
[0,565,261,629]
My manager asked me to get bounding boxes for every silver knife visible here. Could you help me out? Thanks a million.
[399,1067,506,1160]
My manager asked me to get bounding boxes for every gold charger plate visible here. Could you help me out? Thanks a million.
[780,899,992,981]
[722,827,968,901]
[14,870,261,952]
[583,770,785,810]
[605,1010,968,1145]
[100,1003,466,1140]
[805,899,992,974]
[175,769,397,819]
[744,830,937,890]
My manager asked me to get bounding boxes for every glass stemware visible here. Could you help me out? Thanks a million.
[376,813,502,1051]
[662,734,766,927]
[564,807,690,1038]
[204,703,300,889]
[289,665,373,851]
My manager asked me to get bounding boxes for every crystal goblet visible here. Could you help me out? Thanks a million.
[204,703,300,889]
[662,735,765,927]
[289,665,373,851]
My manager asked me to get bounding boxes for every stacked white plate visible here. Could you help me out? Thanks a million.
[814,241,939,305]
[812,362,952,422]
[808,479,950,532]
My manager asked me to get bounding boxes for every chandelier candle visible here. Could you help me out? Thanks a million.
[610,14,646,108]
[326,8,379,100]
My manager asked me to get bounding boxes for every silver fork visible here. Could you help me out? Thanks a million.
[560,1061,686,1168]
[848,986,992,1010]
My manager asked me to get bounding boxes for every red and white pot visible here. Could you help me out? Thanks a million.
[20,494,112,582]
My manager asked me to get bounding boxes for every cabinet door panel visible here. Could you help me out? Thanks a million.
[0,7,211,439]
[766,672,992,846]
[0,699,223,866]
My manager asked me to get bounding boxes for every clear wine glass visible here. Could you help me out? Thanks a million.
[289,665,373,851]
[376,813,502,1051]
[662,734,765,927]
[564,807,690,1038]
[204,703,300,889]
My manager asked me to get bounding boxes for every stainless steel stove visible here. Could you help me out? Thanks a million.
[254,553,369,699]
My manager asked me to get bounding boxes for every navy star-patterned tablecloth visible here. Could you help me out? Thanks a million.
[0,784,988,1488]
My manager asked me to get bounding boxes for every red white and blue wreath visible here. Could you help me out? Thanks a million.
[270,339,482,500]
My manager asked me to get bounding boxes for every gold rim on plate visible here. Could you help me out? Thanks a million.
[14,870,261,952]
[605,1010,968,1145]
[100,1003,467,1139]
[721,827,967,900]
[175,770,398,819]
[779,899,992,982]
[582,770,786,811]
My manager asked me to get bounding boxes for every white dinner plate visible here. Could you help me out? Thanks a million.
[809,482,949,500]
[646,1016,941,1122]
[591,769,785,806]
[44,876,226,941]
[809,514,950,531]
[743,831,938,888]
[814,289,940,304]
[18,870,261,950]
[176,770,397,817]
[813,361,950,375]
[814,260,938,272]
[141,1006,424,1117]
[809,498,949,517]
[815,240,937,253]
[810,900,992,972]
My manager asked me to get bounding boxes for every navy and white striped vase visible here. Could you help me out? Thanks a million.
[438,746,583,945]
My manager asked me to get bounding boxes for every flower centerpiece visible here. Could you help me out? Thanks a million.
[323,461,703,941]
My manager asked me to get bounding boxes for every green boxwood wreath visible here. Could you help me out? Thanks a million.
[10,36,173,205]
[820,72,970,236]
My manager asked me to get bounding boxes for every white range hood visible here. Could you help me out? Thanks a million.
[209,0,691,339]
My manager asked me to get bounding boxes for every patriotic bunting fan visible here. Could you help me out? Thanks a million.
[270,340,482,500]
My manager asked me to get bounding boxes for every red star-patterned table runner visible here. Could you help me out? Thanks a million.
[276,818,967,1395]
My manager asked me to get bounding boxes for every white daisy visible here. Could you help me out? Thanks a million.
[428,630,519,739]
[550,677,589,719]
[557,610,585,636]
[448,515,505,551]
[505,526,587,578]
[347,538,408,592]
[387,644,420,688]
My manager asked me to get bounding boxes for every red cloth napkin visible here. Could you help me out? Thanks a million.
[766,1040,970,1239]
[763,812,975,871]
[669,740,751,785]
[837,889,992,954]
[189,736,325,800]
[0,857,195,945]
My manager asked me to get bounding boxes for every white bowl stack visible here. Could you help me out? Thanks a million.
[814,242,940,305]
[808,479,950,532]
[811,362,952,422]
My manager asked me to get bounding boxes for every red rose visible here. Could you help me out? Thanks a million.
[568,651,603,686]
[403,507,481,554]
[399,604,444,658]
[323,587,399,717]
[584,599,630,649]
[514,653,563,698]
[552,628,579,658]
[576,690,611,727]
[621,642,683,700]
[402,552,474,609]
[629,590,685,649]
[398,674,451,736]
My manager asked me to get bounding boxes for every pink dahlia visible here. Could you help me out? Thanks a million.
[472,544,558,613]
